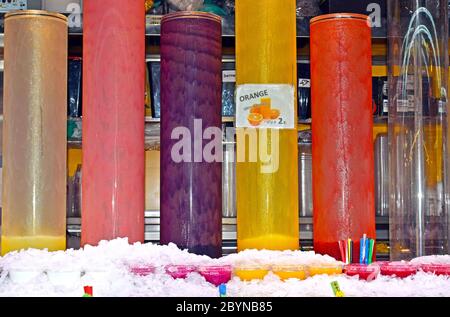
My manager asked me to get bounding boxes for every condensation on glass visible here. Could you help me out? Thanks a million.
[388,0,449,260]
[1,11,68,255]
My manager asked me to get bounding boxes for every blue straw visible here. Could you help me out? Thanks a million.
[364,239,370,265]
[219,284,227,297]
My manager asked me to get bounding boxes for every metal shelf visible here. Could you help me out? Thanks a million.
[66,214,390,255]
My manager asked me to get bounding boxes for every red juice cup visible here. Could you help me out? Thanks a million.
[198,265,232,286]
[380,262,417,278]
[420,264,450,276]
[344,264,379,281]
[165,265,197,279]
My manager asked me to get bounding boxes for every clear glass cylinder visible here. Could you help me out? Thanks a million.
[1,11,68,255]
[388,0,449,260]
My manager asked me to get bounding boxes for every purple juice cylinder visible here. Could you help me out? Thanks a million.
[160,12,223,258]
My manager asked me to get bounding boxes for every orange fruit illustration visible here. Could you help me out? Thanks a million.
[250,105,261,114]
[248,113,263,126]
[260,105,272,119]
[270,109,280,119]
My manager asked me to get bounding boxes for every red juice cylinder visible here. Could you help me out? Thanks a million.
[310,14,376,263]
[160,12,222,258]
[81,1,145,245]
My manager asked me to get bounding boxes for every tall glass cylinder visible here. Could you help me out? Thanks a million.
[310,14,376,263]
[160,12,223,258]
[235,0,299,251]
[82,1,145,246]
[1,11,68,255]
[388,0,449,260]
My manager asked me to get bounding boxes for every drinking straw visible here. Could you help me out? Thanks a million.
[368,239,375,264]
[338,240,346,263]
[364,239,370,264]
[219,284,227,297]
[348,239,353,264]
[345,239,349,264]
[359,234,367,264]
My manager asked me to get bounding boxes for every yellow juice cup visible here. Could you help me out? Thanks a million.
[272,265,308,281]
[234,265,270,281]
[308,264,344,277]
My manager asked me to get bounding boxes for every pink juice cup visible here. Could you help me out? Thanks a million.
[165,265,197,279]
[129,264,156,277]
[198,265,232,286]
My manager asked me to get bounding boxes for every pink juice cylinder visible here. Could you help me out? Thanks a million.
[81,1,145,245]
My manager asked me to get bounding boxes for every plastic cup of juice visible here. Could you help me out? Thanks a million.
[234,265,270,281]
[129,264,156,277]
[165,265,197,279]
[271,265,308,281]
[308,263,343,276]
[344,264,379,281]
[420,264,450,276]
[198,265,232,286]
[380,262,417,278]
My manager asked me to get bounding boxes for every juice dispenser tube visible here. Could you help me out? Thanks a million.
[81,1,145,245]
[387,0,449,260]
[310,14,376,263]
[160,12,223,258]
[1,11,68,255]
[235,0,299,251]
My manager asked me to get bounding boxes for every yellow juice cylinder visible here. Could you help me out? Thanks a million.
[235,0,299,251]
[1,11,68,255]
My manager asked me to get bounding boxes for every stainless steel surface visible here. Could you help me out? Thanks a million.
[299,131,313,217]
[375,133,389,216]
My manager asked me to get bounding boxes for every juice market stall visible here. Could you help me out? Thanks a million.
[0,0,450,297]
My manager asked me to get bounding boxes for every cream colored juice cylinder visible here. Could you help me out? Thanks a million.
[1,11,67,255]
[235,0,299,251]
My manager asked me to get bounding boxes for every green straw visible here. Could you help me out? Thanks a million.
[368,239,375,264]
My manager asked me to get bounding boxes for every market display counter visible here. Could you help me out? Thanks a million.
[0,239,449,297]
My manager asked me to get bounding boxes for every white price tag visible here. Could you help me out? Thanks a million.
[235,84,295,129]
[222,70,236,83]
[298,79,311,88]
